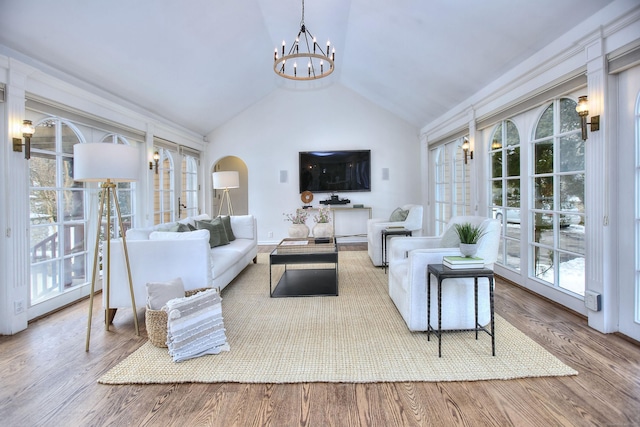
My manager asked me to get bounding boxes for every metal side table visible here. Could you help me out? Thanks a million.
[381,228,412,273]
[426,263,495,357]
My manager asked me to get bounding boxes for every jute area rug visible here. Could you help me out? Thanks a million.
[99,251,577,384]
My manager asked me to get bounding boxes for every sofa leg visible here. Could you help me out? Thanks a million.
[253,256,257,264]
[105,308,117,325]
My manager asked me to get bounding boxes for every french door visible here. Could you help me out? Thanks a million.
[617,64,640,341]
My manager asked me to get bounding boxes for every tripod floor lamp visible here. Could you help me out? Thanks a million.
[74,143,140,351]
[213,171,239,216]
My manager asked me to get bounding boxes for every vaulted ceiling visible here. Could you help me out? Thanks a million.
[0,0,614,136]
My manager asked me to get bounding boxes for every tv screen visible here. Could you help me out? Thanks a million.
[299,150,371,193]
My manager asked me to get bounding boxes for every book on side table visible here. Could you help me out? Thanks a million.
[443,255,485,270]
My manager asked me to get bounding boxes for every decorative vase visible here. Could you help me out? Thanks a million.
[288,224,309,238]
[312,222,333,238]
[459,243,478,257]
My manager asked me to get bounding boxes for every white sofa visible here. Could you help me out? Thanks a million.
[367,204,423,266]
[106,214,258,314]
[387,216,500,331]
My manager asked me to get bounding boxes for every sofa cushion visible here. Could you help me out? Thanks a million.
[217,215,236,241]
[196,218,230,248]
[149,229,210,241]
[389,207,409,222]
[146,277,185,310]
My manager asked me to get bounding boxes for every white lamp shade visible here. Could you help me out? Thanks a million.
[74,143,139,182]
[212,171,240,189]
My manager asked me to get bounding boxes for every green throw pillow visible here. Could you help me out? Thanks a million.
[389,207,409,222]
[217,215,236,241]
[196,219,230,248]
[177,223,192,233]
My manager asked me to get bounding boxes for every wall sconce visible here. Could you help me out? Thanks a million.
[461,138,473,164]
[576,95,600,141]
[13,120,35,160]
[149,151,160,174]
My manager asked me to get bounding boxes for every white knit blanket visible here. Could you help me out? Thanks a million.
[165,289,229,362]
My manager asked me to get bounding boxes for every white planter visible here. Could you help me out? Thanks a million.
[312,223,333,238]
[459,243,478,257]
[288,224,309,238]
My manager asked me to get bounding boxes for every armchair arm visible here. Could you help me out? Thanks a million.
[387,236,446,263]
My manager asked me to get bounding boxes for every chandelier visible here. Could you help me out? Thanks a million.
[273,0,335,81]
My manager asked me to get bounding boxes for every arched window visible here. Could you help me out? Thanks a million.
[489,120,521,270]
[531,98,585,295]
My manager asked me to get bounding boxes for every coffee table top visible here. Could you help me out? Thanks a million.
[272,238,337,255]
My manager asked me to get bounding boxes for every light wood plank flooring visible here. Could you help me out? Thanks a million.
[1,245,639,426]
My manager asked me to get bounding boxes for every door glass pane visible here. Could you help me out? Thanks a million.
[31,261,60,304]
[31,224,58,262]
[559,252,584,295]
[559,135,585,172]
[559,98,580,133]
[505,239,521,270]
[30,154,56,187]
[534,246,555,284]
[534,177,553,209]
[535,104,554,139]
[63,189,84,221]
[534,141,554,174]
[61,123,79,154]
[30,190,57,223]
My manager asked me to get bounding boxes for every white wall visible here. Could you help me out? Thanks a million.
[206,83,421,243]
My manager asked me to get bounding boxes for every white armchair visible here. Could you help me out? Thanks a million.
[387,216,500,331]
[367,204,423,266]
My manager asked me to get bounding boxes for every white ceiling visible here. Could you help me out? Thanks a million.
[0,0,614,136]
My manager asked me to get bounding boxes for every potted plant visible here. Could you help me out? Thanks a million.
[312,207,333,238]
[453,222,486,257]
[284,210,309,238]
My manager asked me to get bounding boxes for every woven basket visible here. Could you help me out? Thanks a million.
[146,287,212,348]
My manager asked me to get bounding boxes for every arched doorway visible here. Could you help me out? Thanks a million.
[212,156,248,215]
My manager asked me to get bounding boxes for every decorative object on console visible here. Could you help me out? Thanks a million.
[301,190,313,208]
[312,206,333,238]
[284,209,310,238]
[212,171,239,216]
[74,142,140,352]
[273,0,335,81]
[320,194,351,205]
[453,222,486,257]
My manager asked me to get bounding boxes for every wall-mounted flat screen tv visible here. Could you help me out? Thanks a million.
[299,150,371,193]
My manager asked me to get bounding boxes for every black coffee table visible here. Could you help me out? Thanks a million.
[269,238,339,297]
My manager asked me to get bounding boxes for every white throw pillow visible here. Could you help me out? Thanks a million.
[149,229,210,241]
[165,289,229,362]
[146,277,185,310]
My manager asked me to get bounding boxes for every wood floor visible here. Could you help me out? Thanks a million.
[1,244,639,426]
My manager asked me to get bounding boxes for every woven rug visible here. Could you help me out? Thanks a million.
[99,251,577,384]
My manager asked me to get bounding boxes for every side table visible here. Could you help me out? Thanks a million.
[381,228,412,273]
[426,263,495,357]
